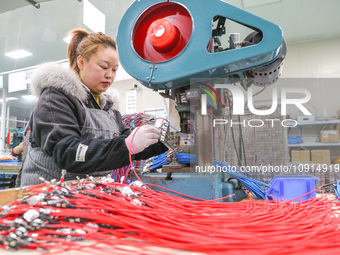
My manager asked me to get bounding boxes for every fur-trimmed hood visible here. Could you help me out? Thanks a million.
[30,63,120,111]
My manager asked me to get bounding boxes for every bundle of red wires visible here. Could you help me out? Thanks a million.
[1,178,340,255]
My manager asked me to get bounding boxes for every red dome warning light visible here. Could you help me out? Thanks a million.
[132,2,193,63]
[147,18,178,51]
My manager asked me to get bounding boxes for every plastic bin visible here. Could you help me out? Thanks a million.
[287,135,302,144]
[334,180,340,199]
[266,175,319,202]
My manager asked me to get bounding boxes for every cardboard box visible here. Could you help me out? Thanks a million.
[291,149,310,162]
[320,129,339,143]
[336,110,340,119]
[311,150,331,164]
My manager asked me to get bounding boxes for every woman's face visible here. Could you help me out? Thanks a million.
[77,46,119,94]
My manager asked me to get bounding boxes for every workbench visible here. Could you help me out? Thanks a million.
[0,161,21,175]
[0,161,21,189]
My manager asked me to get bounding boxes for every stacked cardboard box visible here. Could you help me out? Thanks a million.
[291,149,310,162]
[311,150,331,164]
[320,129,339,143]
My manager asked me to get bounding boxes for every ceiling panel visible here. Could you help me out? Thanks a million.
[0,0,30,14]
[0,0,55,14]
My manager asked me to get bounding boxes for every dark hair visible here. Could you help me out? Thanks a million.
[67,29,116,75]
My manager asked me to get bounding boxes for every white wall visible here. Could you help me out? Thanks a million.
[109,79,169,115]
[283,37,340,78]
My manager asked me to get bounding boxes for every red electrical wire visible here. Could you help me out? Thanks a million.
[1,180,340,255]
[2,120,340,254]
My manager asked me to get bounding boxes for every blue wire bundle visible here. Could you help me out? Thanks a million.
[146,152,269,199]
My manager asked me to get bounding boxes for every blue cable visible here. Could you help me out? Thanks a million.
[146,152,268,199]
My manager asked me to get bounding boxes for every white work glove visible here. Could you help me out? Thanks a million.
[125,125,161,154]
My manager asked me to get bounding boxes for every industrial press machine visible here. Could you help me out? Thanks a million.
[116,0,286,201]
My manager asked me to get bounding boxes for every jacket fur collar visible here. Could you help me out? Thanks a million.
[30,63,120,111]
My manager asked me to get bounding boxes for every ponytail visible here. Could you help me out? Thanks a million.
[67,29,89,75]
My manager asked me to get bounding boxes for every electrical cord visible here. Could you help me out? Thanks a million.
[2,177,339,254]
[145,152,268,199]
[237,114,247,166]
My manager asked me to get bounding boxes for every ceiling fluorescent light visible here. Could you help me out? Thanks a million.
[22,95,37,100]
[242,0,281,9]
[6,97,18,101]
[0,97,18,103]
[5,50,32,59]
[83,0,105,33]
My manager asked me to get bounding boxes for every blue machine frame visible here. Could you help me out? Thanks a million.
[117,0,284,90]
[132,172,244,202]
[117,0,285,201]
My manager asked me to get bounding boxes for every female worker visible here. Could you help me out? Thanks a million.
[16,29,167,187]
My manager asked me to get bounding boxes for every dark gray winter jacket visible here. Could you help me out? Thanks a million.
[28,63,167,175]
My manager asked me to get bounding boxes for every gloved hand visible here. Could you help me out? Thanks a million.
[125,125,161,154]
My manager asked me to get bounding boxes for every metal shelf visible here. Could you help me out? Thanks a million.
[288,142,340,147]
[288,120,340,150]
[296,119,340,126]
